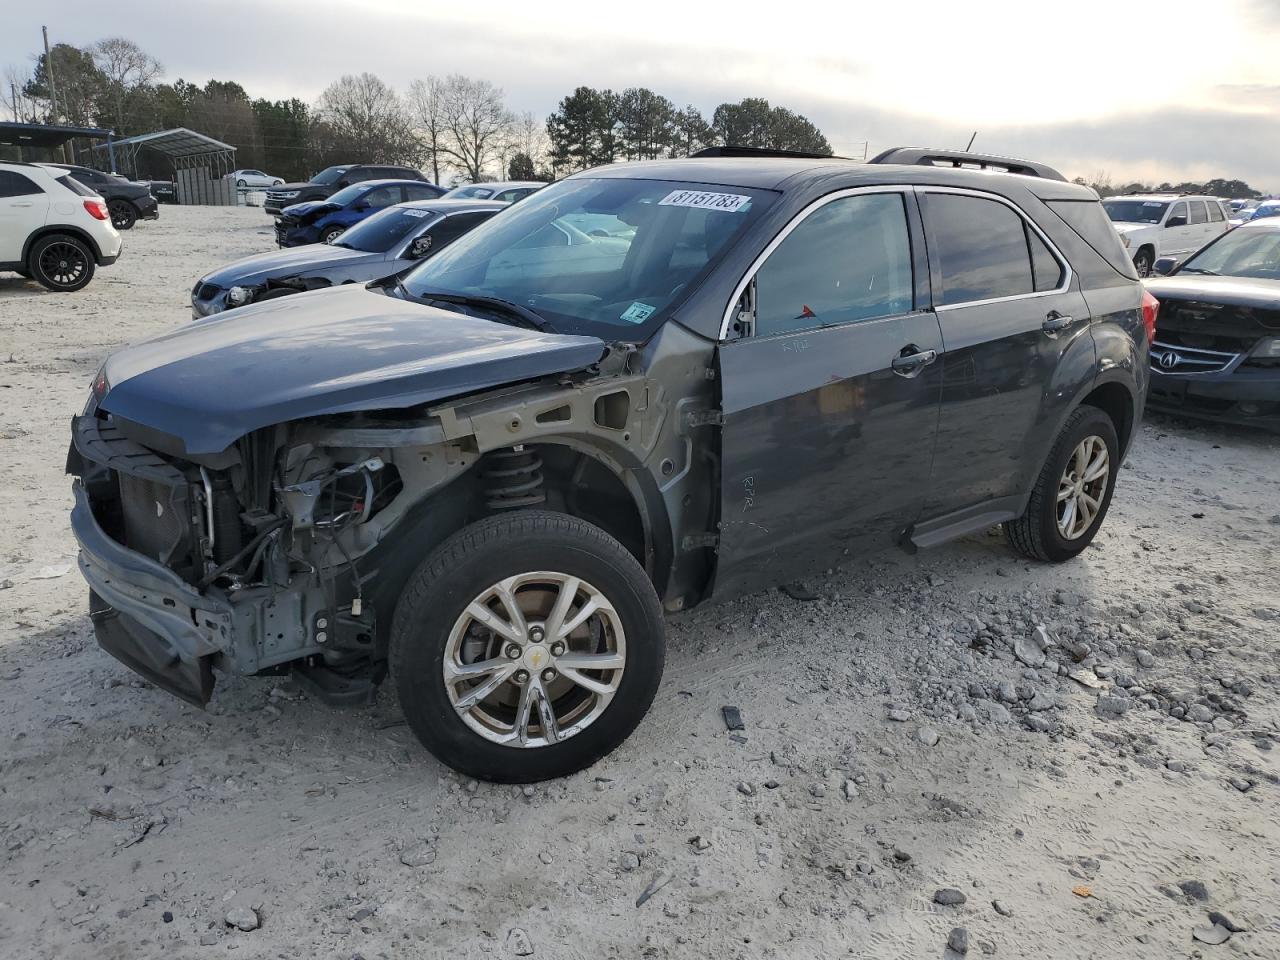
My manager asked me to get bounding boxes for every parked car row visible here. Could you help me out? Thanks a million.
[1102,193,1231,277]
[71,146,1163,782]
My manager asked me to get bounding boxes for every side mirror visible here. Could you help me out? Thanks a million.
[1166,215,1188,228]
[1153,257,1180,276]
[410,235,434,258]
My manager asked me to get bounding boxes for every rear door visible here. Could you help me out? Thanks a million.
[1187,200,1212,250]
[918,188,1090,525]
[0,170,50,263]
[713,188,943,598]
[1162,201,1196,257]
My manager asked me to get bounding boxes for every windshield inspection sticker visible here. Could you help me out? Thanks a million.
[620,301,657,324]
[659,189,751,212]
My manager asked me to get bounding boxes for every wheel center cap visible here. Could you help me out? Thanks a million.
[523,644,551,671]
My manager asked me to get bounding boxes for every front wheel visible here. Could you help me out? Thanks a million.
[321,225,346,244]
[108,200,137,230]
[390,511,665,782]
[1132,248,1153,278]
[28,234,95,292]
[236,179,247,187]
[1005,406,1119,562]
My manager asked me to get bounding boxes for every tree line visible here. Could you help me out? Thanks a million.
[1075,174,1265,200]
[1,37,832,184]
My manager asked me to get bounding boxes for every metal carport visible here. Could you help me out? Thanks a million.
[91,128,237,205]
[0,121,117,167]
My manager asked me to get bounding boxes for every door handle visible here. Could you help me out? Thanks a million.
[891,346,938,377]
[1042,312,1073,334]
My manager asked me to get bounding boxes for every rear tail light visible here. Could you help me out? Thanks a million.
[1141,289,1160,344]
[83,199,110,221]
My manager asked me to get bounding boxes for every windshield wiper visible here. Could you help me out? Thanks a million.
[401,287,554,332]
[1179,267,1219,276]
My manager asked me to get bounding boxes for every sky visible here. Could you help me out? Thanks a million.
[6,0,1280,190]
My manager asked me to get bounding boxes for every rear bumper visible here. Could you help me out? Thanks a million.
[1147,367,1280,431]
[134,195,160,220]
[71,482,232,704]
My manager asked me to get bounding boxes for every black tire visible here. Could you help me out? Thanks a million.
[236,178,247,187]
[1132,248,1153,278]
[389,511,665,782]
[1005,406,1119,563]
[28,234,95,292]
[108,200,137,230]
[321,225,346,244]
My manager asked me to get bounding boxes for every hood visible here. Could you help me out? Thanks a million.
[1146,275,1280,318]
[1111,222,1153,236]
[272,181,315,192]
[199,244,374,288]
[100,285,606,454]
[279,200,338,221]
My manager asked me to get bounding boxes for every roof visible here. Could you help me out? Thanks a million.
[89,127,234,158]
[0,121,114,148]
[1105,193,1221,201]
[397,198,510,213]
[574,157,1096,201]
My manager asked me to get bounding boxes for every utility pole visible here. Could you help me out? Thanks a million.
[42,26,72,161]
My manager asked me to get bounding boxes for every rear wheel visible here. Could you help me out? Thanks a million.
[28,234,95,292]
[1005,406,1119,562]
[390,511,665,782]
[1132,248,1153,278]
[108,200,137,230]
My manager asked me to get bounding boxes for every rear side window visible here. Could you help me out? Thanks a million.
[426,211,495,250]
[1045,200,1138,280]
[56,174,96,197]
[405,183,442,201]
[1189,201,1208,225]
[0,171,43,197]
[925,193,1038,305]
[1208,202,1225,223]
[754,192,914,336]
[1029,230,1064,292]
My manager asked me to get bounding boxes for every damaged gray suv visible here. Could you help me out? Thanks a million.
[68,147,1153,782]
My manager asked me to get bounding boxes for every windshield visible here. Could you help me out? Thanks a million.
[312,165,351,186]
[338,205,436,253]
[1180,226,1280,279]
[1102,200,1169,224]
[448,185,494,199]
[401,177,775,339]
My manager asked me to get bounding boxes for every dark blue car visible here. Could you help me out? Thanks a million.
[275,179,444,247]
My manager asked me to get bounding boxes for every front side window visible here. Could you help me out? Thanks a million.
[337,206,438,253]
[402,177,774,340]
[360,186,401,208]
[927,193,1041,305]
[0,171,44,198]
[1167,202,1188,225]
[753,193,913,337]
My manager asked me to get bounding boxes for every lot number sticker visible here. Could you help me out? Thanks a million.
[620,301,657,324]
[659,190,751,213]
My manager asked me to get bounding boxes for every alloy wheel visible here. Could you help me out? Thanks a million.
[38,241,87,288]
[1056,435,1109,540]
[442,571,626,747]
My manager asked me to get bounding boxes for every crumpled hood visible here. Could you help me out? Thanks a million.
[100,285,606,454]
[198,244,374,288]
[278,199,338,222]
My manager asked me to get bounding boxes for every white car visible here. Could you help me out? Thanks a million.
[1101,194,1230,276]
[0,161,122,291]
[228,169,285,188]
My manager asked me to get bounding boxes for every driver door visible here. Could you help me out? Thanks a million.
[712,189,943,599]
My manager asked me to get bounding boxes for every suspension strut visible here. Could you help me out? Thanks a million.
[482,445,546,510]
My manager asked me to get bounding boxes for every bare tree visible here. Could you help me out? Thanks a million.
[513,110,549,173]
[438,75,515,183]
[2,65,40,122]
[317,73,413,162]
[406,76,447,184]
[92,37,162,131]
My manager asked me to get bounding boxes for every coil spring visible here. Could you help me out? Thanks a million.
[482,447,546,510]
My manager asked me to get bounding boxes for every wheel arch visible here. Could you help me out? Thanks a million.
[22,225,105,265]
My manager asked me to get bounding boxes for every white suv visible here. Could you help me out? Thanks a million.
[0,162,123,291]
[1101,194,1230,277]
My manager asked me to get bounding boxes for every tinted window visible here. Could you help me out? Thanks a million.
[754,193,913,336]
[493,187,534,202]
[311,166,350,185]
[55,174,95,198]
[927,194,1034,305]
[1028,228,1064,292]
[0,171,43,197]
[405,183,442,201]
[425,212,495,251]
[1208,202,1225,223]
[337,206,438,253]
[1188,201,1208,225]
[1046,199,1138,279]
[1167,202,1188,225]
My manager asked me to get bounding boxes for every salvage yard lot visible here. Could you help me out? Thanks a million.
[1,207,1278,959]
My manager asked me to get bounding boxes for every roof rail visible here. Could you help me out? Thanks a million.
[868,147,1066,182]
[690,145,839,161]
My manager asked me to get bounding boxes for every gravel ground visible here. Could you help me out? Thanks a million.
[1,206,1278,959]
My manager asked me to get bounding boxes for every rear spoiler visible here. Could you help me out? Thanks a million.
[868,147,1066,182]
